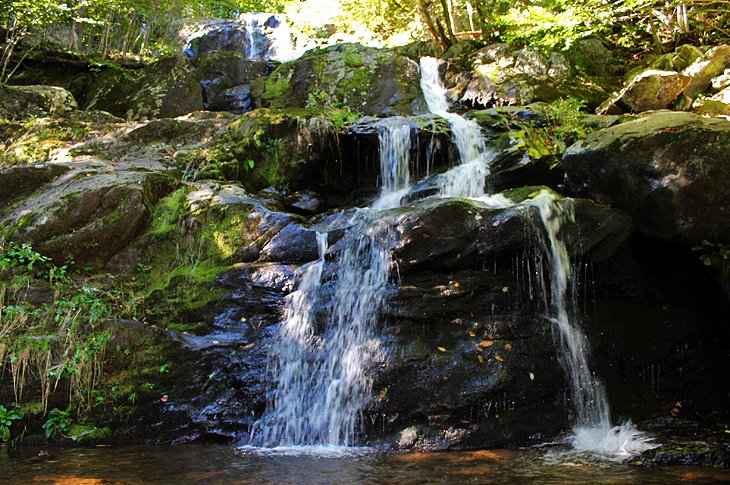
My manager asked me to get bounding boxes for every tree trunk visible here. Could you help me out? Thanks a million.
[418,0,453,50]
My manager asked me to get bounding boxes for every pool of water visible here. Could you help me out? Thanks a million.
[1,445,727,484]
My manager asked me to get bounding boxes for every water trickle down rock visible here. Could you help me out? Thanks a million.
[185,13,299,114]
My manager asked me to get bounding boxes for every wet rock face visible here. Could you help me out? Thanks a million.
[184,14,292,61]
[563,110,730,243]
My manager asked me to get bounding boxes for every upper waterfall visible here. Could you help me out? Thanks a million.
[419,57,494,198]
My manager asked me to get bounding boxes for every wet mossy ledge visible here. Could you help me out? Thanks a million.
[0,38,729,460]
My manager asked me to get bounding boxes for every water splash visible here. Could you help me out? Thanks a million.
[526,190,655,457]
[252,120,413,447]
[419,57,494,198]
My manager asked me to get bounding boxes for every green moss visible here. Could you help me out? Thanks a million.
[343,51,365,67]
[262,67,293,106]
[149,187,191,237]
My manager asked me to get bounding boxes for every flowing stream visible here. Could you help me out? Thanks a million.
[526,191,654,456]
[252,122,413,447]
[255,56,651,456]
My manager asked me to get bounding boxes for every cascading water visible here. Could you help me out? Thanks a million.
[252,122,413,448]
[421,55,652,456]
[240,13,298,62]
[419,57,494,198]
[527,190,654,456]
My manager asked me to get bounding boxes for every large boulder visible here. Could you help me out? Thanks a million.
[596,70,690,114]
[682,45,730,99]
[85,56,204,120]
[260,43,426,116]
[0,85,77,120]
[1,165,175,268]
[445,43,608,110]
[563,111,730,243]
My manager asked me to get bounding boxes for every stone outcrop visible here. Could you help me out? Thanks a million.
[563,110,730,243]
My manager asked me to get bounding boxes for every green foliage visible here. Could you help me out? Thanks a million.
[693,240,730,273]
[0,242,67,284]
[42,407,71,439]
[0,405,23,441]
[540,97,589,147]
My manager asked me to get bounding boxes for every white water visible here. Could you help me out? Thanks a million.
[240,13,298,62]
[419,57,494,198]
[252,121,413,447]
[526,191,655,457]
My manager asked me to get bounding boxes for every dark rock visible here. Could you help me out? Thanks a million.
[183,14,293,62]
[259,222,320,263]
[388,195,631,273]
[283,190,325,215]
[563,110,730,243]
[0,164,69,207]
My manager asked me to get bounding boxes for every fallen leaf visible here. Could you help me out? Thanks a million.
[494,353,504,362]
[479,340,494,347]
[437,346,446,352]
[477,354,484,363]
[242,343,255,349]
[468,331,476,337]
[504,343,512,351]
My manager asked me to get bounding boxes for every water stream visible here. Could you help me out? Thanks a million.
[255,56,652,457]
[419,57,494,198]
[252,122,413,447]
[526,191,654,456]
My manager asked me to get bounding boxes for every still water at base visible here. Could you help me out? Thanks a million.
[1,445,727,484]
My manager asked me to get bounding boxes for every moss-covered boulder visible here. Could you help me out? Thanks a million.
[260,43,426,116]
[682,45,730,99]
[0,110,125,167]
[0,85,78,120]
[1,167,176,269]
[563,110,730,243]
[85,56,204,121]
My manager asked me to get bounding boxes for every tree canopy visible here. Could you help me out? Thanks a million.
[2,0,730,81]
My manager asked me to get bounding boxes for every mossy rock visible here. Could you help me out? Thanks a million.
[0,110,124,167]
[85,56,204,121]
[563,110,730,243]
[0,85,78,120]
[261,43,426,116]
[188,107,360,194]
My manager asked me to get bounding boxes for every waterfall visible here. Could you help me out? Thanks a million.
[252,121,413,448]
[419,57,494,198]
[526,191,654,456]
[240,13,297,62]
